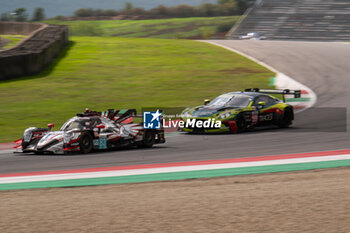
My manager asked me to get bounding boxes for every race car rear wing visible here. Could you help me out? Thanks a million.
[244,88,301,102]
[102,109,137,123]
[106,109,165,126]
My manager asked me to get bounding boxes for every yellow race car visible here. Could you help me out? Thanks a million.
[180,88,301,133]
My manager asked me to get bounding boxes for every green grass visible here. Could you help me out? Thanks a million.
[0,37,273,142]
[0,35,26,49]
[45,17,238,39]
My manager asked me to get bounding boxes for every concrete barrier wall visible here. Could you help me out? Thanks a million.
[0,22,44,35]
[0,22,69,81]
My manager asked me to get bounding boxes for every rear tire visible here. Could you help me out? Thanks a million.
[79,132,93,154]
[278,108,293,128]
[140,131,155,148]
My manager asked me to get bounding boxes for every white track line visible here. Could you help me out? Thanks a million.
[1,154,349,184]
[0,150,15,154]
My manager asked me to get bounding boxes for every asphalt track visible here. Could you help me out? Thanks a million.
[1,40,350,174]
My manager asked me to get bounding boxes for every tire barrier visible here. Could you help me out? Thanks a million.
[0,22,69,80]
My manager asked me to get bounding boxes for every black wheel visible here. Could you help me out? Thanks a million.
[140,131,155,148]
[235,114,246,133]
[278,108,293,128]
[79,132,93,154]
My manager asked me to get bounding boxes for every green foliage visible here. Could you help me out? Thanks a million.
[70,22,104,36]
[216,21,235,33]
[72,0,250,18]
[0,37,273,142]
[14,8,28,22]
[201,29,214,39]
[218,0,236,4]
[236,0,250,14]
[124,2,134,10]
[75,8,96,17]
[149,5,168,15]
[0,13,11,21]
[1,8,31,22]
[46,16,239,39]
[31,8,45,21]
[216,1,239,15]
[53,15,64,21]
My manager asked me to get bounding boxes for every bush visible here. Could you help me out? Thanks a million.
[53,15,64,21]
[201,29,214,39]
[216,22,234,33]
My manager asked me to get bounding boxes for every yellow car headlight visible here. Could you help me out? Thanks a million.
[218,112,232,120]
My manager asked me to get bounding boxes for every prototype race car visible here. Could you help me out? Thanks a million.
[180,88,301,133]
[14,109,165,154]
[239,32,267,40]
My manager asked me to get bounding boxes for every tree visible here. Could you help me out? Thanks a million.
[53,15,64,21]
[217,0,236,4]
[149,5,168,16]
[0,13,10,21]
[173,5,196,18]
[75,8,95,17]
[32,8,45,21]
[104,9,118,17]
[124,2,133,10]
[14,8,28,22]
[216,1,238,15]
[236,0,249,14]
[197,3,216,17]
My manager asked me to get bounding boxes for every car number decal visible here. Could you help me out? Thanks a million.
[259,113,273,121]
[98,136,107,149]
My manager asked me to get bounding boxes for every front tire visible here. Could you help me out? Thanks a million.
[235,114,247,133]
[79,132,93,154]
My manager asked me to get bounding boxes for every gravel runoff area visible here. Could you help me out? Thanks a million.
[0,167,349,233]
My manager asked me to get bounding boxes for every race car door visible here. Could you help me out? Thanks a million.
[253,95,277,125]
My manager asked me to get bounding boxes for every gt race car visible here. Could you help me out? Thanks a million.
[14,109,165,154]
[180,88,301,133]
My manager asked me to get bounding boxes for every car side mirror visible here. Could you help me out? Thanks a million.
[204,99,210,105]
[258,101,266,106]
[48,123,54,129]
[96,124,105,129]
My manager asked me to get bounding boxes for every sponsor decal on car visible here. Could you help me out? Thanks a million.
[259,113,273,121]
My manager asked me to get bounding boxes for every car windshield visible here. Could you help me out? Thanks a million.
[208,94,252,108]
[60,120,83,131]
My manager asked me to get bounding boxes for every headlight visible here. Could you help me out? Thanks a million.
[63,133,72,143]
[218,112,232,120]
[64,132,79,143]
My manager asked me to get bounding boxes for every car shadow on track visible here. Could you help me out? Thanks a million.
[13,144,171,157]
